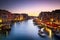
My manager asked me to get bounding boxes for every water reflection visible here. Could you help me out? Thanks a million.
[0,19,60,40]
[33,20,60,40]
[0,22,13,40]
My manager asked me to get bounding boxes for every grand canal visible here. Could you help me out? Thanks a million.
[0,19,60,40]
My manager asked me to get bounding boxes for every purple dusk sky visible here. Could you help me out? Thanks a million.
[0,0,60,16]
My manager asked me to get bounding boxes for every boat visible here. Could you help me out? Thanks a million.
[54,31,60,38]
[38,28,46,37]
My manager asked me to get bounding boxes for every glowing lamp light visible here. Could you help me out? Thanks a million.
[50,18,53,22]
[0,19,2,23]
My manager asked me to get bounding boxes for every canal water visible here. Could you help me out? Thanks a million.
[0,19,59,40]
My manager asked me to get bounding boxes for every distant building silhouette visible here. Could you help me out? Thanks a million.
[0,9,29,23]
[0,9,13,23]
[38,9,60,24]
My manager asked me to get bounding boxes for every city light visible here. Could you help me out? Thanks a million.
[0,19,2,23]
[0,0,60,40]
